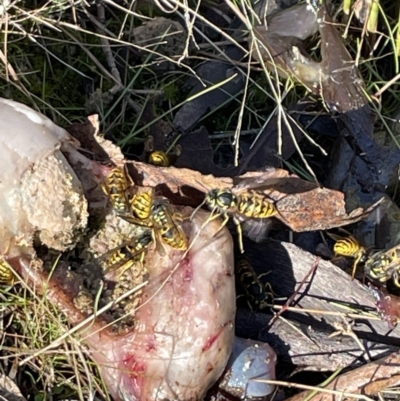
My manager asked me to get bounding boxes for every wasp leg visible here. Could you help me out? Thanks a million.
[172,212,184,223]
[232,217,244,253]
[190,198,207,221]
[351,252,364,281]
[203,210,229,236]
[114,260,135,279]
[258,287,273,310]
[117,252,146,279]
[151,229,167,257]
[393,271,400,288]
[212,213,230,237]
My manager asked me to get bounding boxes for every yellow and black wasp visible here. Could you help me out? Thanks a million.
[195,186,277,253]
[126,186,155,224]
[148,151,172,168]
[364,245,400,287]
[145,135,182,167]
[328,232,368,280]
[236,258,274,311]
[151,202,188,252]
[102,166,132,215]
[103,231,153,277]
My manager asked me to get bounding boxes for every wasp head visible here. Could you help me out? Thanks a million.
[206,189,237,210]
[139,232,153,247]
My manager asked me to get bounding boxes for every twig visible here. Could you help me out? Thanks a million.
[328,316,371,361]
[269,257,321,326]
[96,3,123,95]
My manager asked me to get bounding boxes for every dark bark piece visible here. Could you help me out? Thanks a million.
[318,4,367,112]
[174,126,238,177]
[252,2,369,113]
[236,309,398,370]
[173,46,245,133]
[246,239,400,337]
[66,116,111,163]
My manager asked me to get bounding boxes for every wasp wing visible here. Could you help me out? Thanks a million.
[242,218,273,243]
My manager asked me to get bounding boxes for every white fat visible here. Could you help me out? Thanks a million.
[0,98,88,252]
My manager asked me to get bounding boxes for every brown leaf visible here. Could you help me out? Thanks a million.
[252,2,368,113]
[276,187,383,231]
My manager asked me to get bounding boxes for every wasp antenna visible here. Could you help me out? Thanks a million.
[190,196,207,221]
[337,227,354,236]
[326,232,342,242]
[192,179,210,193]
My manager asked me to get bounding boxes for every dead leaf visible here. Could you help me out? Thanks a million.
[252,2,368,113]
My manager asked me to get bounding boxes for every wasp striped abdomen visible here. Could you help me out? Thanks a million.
[334,237,365,258]
[130,188,154,221]
[105,232,153,276]
[237,192,277,219]
[103,167,131,214]
[148,151,171,167]
[332,234,368,281]
[151,203,187,251]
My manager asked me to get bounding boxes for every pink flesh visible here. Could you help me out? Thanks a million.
[370,286,400,328]
[17,209,235,401]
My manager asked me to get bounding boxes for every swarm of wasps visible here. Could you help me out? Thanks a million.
[331,232,400,288]
[100,165,188,278]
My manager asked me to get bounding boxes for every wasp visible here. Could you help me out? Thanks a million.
[103,232,153,277]
[207,189,277,219]
[151,203,188,251]
[328,232,368,280]
[145,135,182,167]
[0,257,14,285]
[200,188,277,253]
[127,187,155,223]
[365,245,400,287]
[148,151,171,167]
[102,166,132,214]
[236,258,274,311]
